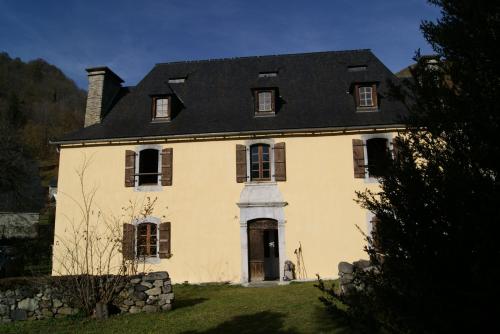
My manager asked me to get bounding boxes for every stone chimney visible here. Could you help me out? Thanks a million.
[84,67,124,127]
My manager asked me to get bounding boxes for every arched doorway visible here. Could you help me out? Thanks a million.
[248,219,279,282]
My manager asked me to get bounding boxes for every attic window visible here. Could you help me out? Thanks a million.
[168,77,186,84]
[152,96,171,120]
[258,72,278,78]
[348,65,367,72]
[354,83,378,111]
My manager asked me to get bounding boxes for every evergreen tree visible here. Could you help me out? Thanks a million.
[318,1,500,333]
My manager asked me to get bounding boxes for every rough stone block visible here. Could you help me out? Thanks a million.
[52,299,63,308]
[140,281,153,289]
[135,285,148,292]
[135,301,145,307]
[18,298,38,312]
[153,280,163,287]
[145,287,161,296]
[130,278,141,284]
[144,272,168,281]
[353,259,371,270]
[123,299,134,306]
[129,306,141,314]
[58,307,76,315]
[133,291,146,300]
[338,262,354,274]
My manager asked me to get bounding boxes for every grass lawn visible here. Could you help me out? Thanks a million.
[0,281,351,334]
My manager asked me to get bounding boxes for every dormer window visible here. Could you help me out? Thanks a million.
[152,96,171,120]
[254,89,276,116]
[354,83,378,111]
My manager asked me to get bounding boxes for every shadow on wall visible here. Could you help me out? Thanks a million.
[181,311,299,334]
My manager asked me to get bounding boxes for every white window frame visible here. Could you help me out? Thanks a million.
[244,139,276,183]
[360,133,394,183]
[258,91,273,112]
[134,144,163,192]
[154,97,170,119]
[359,86,374,107]
[133,216,161,264]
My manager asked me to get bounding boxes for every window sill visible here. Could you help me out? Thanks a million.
[135,184,163,192]
[356,107,379,113]
[151,117,171,123]
[254,112,276,118]
[363,176,380,184]
[137,256,161,264]
[244,181,277,186]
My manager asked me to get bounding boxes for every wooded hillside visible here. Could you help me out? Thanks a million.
[0,52,86,211]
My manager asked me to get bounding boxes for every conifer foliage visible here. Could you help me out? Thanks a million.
[318,1,500,333]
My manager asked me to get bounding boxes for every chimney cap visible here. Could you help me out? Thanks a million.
[85,66,124,83]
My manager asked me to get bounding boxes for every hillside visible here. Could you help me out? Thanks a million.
[0,52,86,211]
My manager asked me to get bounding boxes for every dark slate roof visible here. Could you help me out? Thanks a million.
[57,50,407,143]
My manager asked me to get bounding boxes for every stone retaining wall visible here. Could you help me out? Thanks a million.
[0,212,39,239]
[338,260,373,295]
[0,271,173,322]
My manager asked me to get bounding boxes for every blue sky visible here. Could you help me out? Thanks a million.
[0,0,440,89]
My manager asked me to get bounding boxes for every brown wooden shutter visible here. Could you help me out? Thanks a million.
[391,137,400,160]
[254,90,259,114]
[271,89,276,113]
[354,84,360,107]
[274,142,286,181]
[236,144,247,183]
[159,222,171,259]
[370,216,381,248]
[372,84,378,107]
[122,223,135,260]
[125,150,136,187]
[161,148,173,186]
[352,139,366,178]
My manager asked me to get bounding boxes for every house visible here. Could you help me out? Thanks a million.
[51,50,405,283]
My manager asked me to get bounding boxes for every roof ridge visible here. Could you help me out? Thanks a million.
[155,49,372,66]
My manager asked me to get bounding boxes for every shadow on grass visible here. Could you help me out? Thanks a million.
[312,305,353,334]
[173,297,208,310]
[181,311,299,334]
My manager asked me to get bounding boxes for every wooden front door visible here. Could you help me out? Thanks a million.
[248,219,279,282]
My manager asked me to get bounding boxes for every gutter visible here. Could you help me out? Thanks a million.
[50,124,407,147]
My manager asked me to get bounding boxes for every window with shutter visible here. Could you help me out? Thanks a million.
[138,149,160,185]
[136,222,158,257]
[366,138,390,177]
[250,144,271,181]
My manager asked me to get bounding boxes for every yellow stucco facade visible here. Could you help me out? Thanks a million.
[52,131,392,283]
